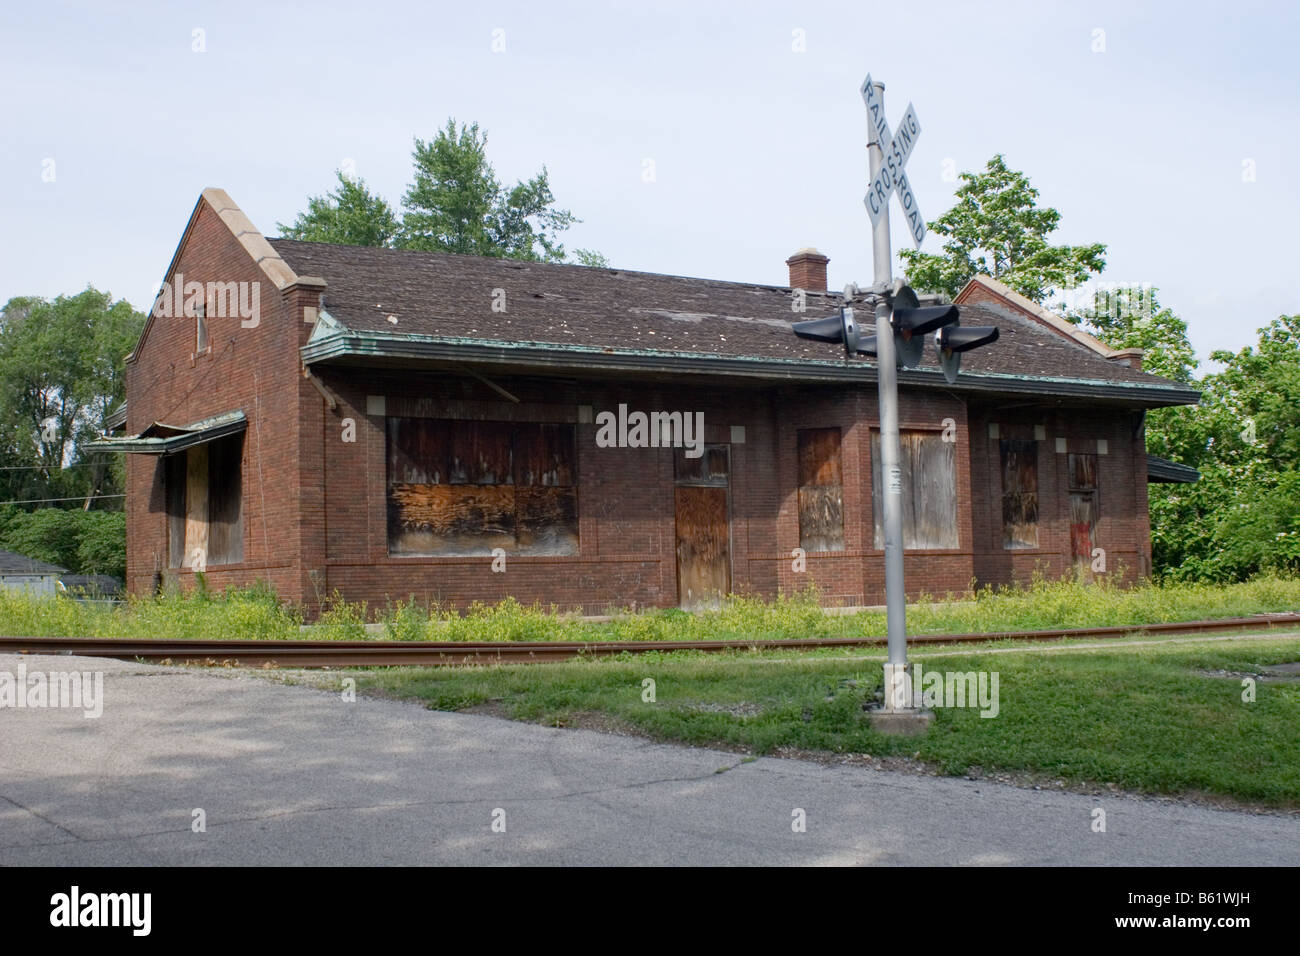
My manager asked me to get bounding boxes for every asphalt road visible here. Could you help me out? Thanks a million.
[1,653,1296,866]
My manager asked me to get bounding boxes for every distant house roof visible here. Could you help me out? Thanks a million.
[0,549,67,575]
[1147,454,1201,483]
[277,237,1201,407]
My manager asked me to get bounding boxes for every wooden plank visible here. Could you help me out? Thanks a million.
[674,485,730,610]
[387,484,516,555]
[798,428,842,486]
[909,433,958,548]
[514,423,576,487]
[675,444,728,485]
[388,417,450,485]
[1002,491,1039,550]
[183,444,209,569]
[515,486,578,554]
[164,453,186,568]
[872,431,958,549]
[798,485,844,552]
[798,428,844,551]
[449,421,513,485]
[1068,453,1097,490]
[1000,439,1039,550]
[674,447,705,483]
[705,444,729,480]
[207,436,243,565]
[1070,491,1097,565]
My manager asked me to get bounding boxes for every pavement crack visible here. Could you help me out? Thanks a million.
[0,791,87,842]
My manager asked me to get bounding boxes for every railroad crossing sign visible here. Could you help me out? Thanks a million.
[861,74,927,249]
[789,74,1002,727]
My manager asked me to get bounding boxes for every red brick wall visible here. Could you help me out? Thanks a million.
[122,216,1156,615]
[968,403,1150,588]
[124,199,318,604]
[314,371,775,616]
[304,371,977,614]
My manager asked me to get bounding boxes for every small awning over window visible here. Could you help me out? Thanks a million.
[92,410,246,455]
[1147,454,1200,483]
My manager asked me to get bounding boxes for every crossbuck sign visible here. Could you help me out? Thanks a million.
[861,74,926,248]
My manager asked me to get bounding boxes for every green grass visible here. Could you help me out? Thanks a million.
[356,635,1300,807]
[1,573,1297,643]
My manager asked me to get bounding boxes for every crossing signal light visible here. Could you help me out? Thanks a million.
[936,322,1000,384]
[791,283,998,381]
[792,306,869,356]
[889,284,957,367]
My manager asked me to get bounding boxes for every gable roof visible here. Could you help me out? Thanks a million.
[127,189,325,365]
[277,237,1198,407]
[955,274,1126,359]
[0,548,66,575]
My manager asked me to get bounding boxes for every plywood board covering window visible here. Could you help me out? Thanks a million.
[1000,439,1039,550]
[386,418,577,555]
[165,434,244,568]
[871,431,958,550]
[797,427,844,552]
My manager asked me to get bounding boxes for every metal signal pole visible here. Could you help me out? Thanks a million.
[865,79,911,711]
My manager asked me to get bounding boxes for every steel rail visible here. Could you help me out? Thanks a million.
[1,613,1298,668]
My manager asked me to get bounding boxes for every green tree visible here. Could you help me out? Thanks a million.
[0,507,126,579]
[399,119,577,261]
[0,288,143,509]
[74,510,127,578]
[0,508,81,570]
[899,154,1106,303]
[1143,315,1300,581]
[571,248,610,268]
[279,119,603,265]
[276,171,400,247]
[1067,286,1198,384]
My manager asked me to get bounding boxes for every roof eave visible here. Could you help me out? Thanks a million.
[90,410,247,455]
[300,333,1202,407]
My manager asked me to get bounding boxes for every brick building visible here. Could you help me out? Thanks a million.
[102,189,1200,615]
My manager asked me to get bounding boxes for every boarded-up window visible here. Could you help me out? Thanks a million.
[386,418,577,555]
[871,431,958,549]
[673,444,729,485]
[1068,453,1098,568]
[797,428,844,552]
[166,434,244,568]
[1000,439,1038,550]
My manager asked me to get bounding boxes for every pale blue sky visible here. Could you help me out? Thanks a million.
[2,0,1296,370]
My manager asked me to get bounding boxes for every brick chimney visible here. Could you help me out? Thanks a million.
[785,248,829,292]
[1108,347,1144,371]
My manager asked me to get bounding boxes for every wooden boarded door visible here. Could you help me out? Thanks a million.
[1068,453,1099,575]
[674,444,730,610]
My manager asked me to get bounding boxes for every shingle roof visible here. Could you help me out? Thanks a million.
[0,548,66,575]
[271,238,1198,404]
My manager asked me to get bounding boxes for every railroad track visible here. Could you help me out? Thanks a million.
[2,613,1299,668]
